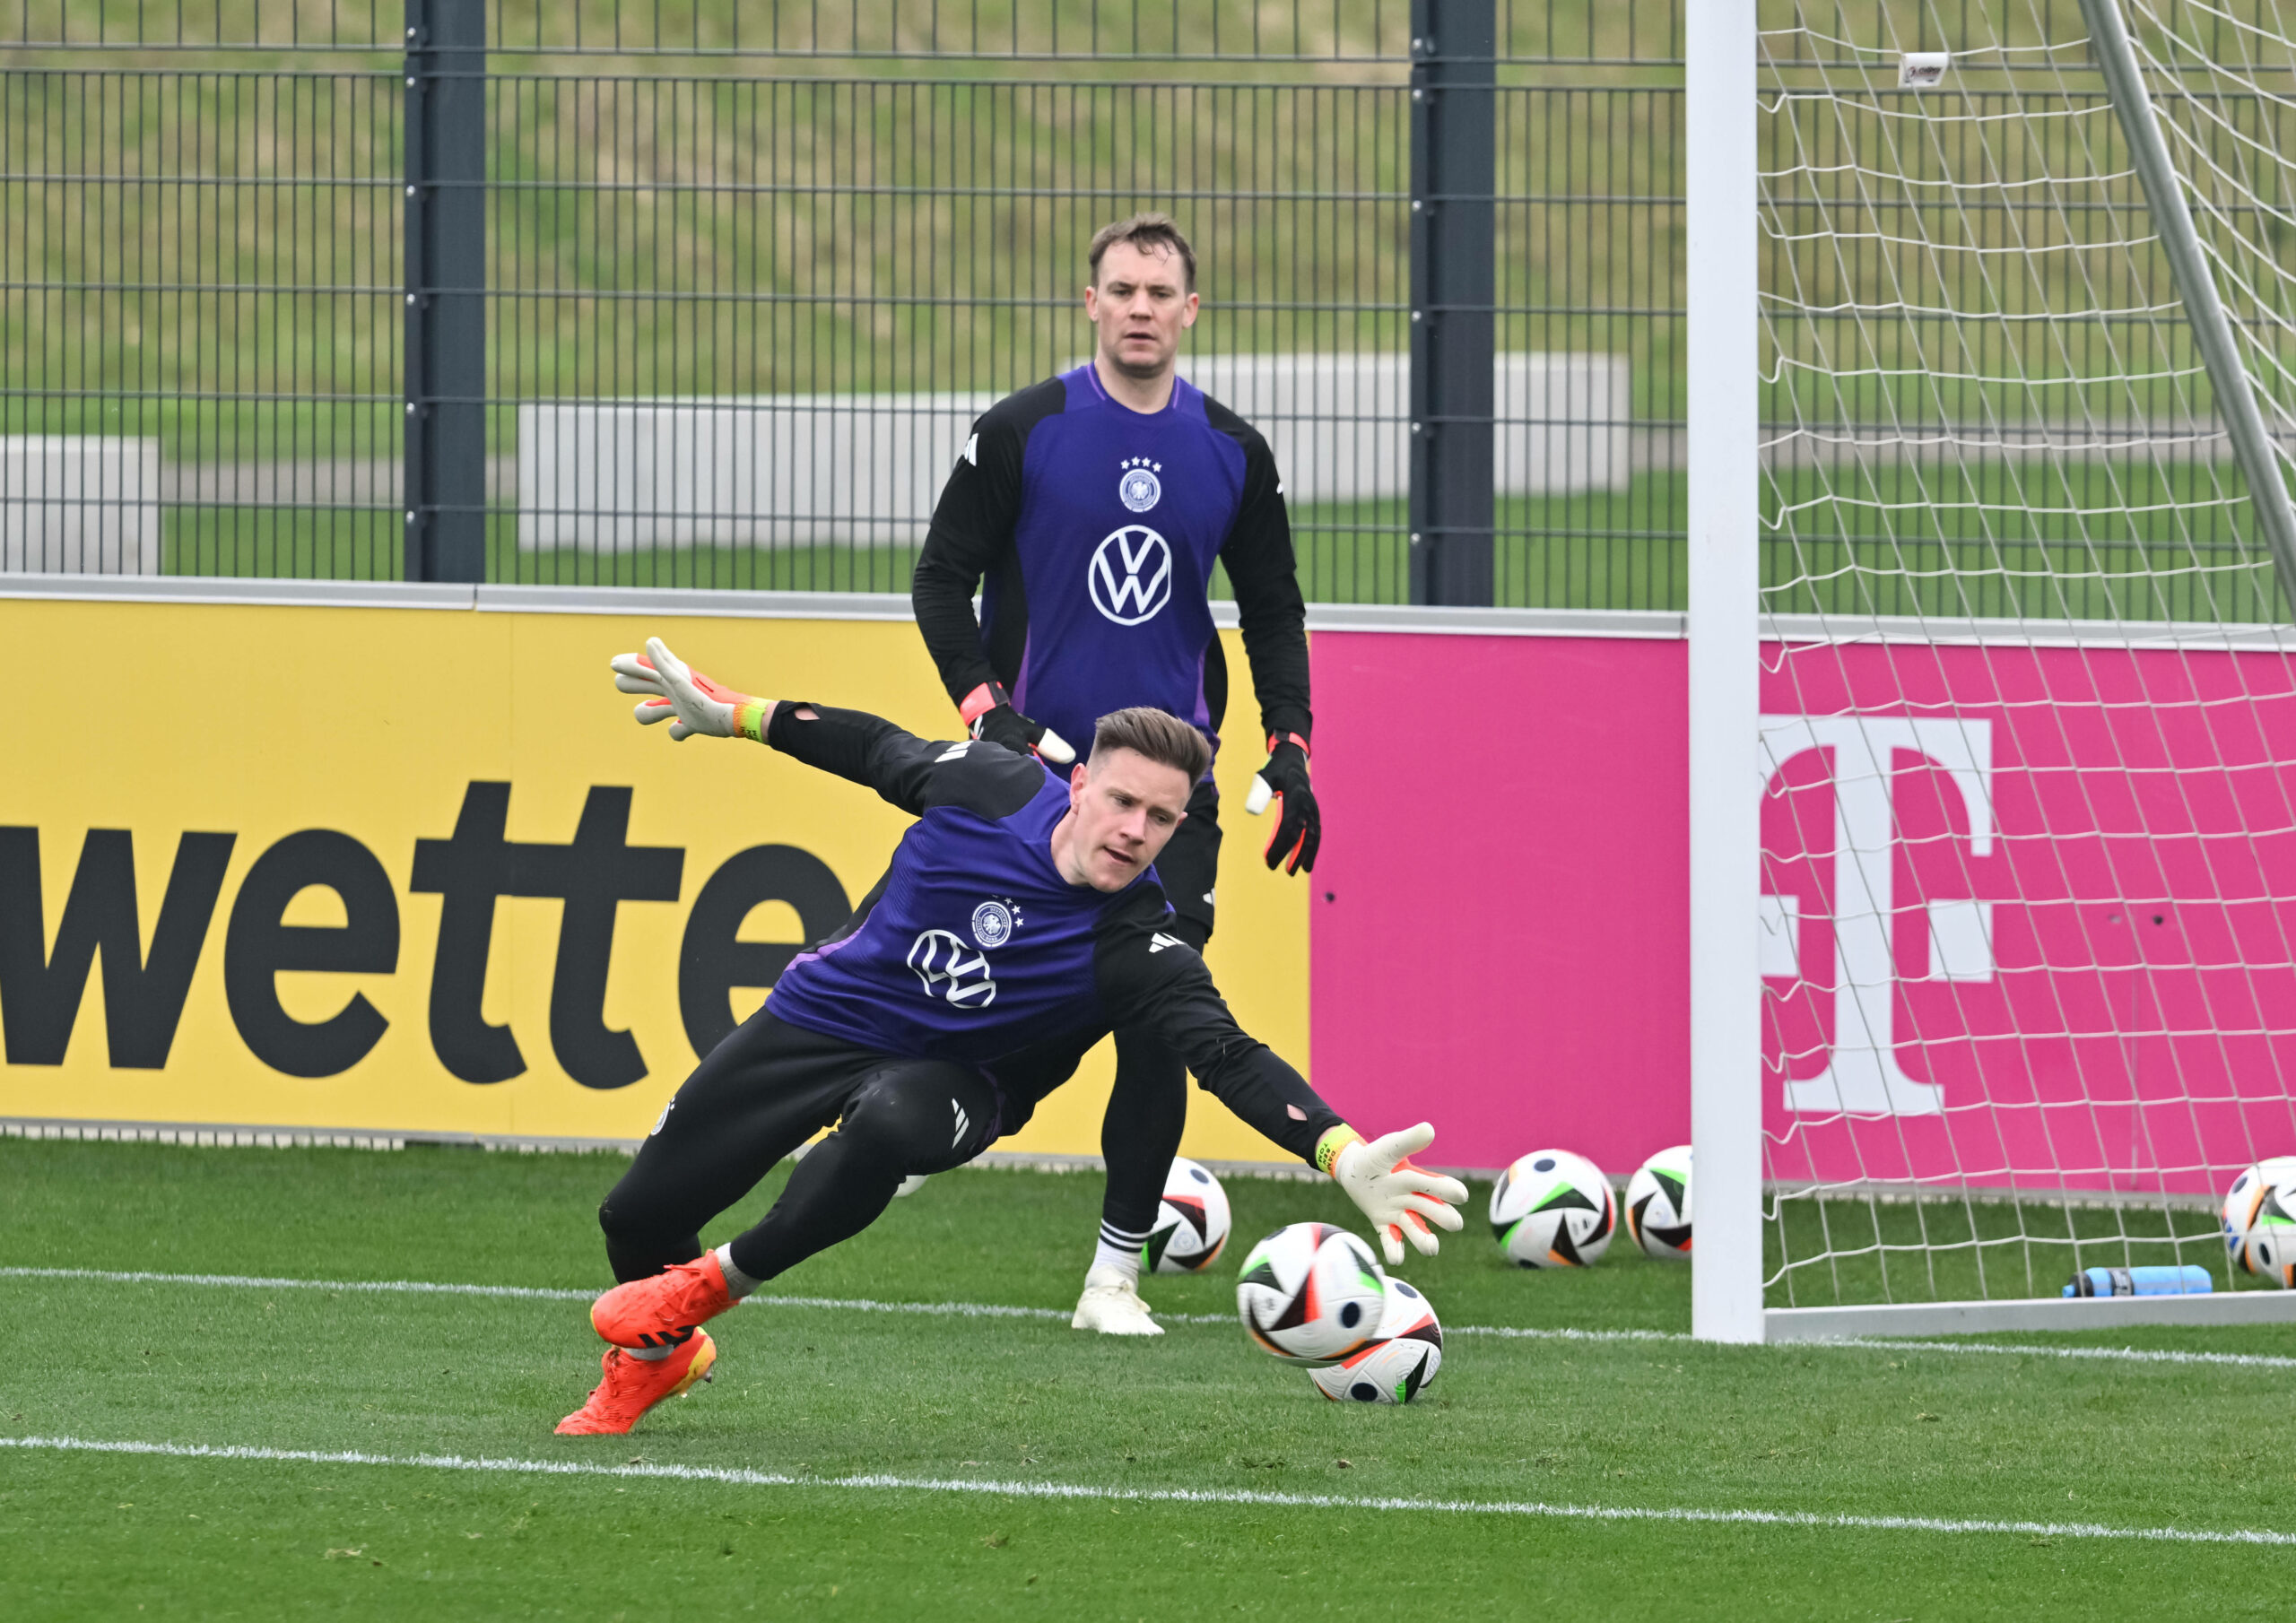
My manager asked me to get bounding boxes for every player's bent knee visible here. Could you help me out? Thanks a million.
[596,1197,705,1281]
[597,1194,687,1247]
[840,1068,993,1176]
[596,1196,648,1245]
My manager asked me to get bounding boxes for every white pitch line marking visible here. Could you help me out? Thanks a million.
[1846,1334,2296,1372]
[4,1433,2289,1549]
[0,1265,1064,1319]
[0,1265,596,1302]
[5,1266,2292,1371]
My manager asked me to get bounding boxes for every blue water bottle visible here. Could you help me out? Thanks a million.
[2062,1265,2212,1298]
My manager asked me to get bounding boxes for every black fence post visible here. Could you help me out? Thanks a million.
[1408,0,1497,607]
[404,0,488,583]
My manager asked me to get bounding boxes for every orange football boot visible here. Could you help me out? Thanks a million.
[589,1253,737,1350]
[554,1329,717,1436]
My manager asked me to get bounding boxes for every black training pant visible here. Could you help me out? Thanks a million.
[1100,776,1221,1241]
[598,1011,1002,1286]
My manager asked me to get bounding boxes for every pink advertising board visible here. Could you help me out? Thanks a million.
[1309,626,2296,1195]
[1308,630,1692,1177]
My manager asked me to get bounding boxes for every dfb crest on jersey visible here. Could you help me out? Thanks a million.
[907,929,997,1008]
[1089,525,1172,626]
[1118,456,1162,513]
[970,899,1015,949]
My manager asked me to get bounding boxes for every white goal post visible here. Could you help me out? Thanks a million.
[1690,0,2296,1341]
[1688,0,1770,1345]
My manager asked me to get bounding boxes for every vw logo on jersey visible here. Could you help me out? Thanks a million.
[970,899,1014,950]
[1089,525,1173,626]
[1118,456,1162,513]
[908,929,997,1008]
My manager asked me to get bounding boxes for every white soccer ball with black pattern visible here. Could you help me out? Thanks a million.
[1307,1275,1444,1405]
[1234,1221,1388,1366]
[2221,1156,2296,1273]
[1624,1144,1692,1261]
[2241,1167,2296,1288]
[1489,1149,1616,1268]
[1147,1156,1232,1273]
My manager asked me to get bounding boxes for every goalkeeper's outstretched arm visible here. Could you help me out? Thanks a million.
[1093,904,1470,1264]
[609,637,1042,820]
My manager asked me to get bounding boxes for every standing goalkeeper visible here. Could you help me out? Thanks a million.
[911,213,1319,1336]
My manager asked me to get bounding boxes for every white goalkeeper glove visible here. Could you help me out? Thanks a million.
[609,636,770,742]
[1326,1123,1469,1266]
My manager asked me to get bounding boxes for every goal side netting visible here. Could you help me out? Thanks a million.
[1744,0,2296,1334]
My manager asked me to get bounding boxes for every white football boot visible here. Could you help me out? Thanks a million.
[1070,1263,1165,1336]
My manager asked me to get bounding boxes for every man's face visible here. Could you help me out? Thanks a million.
[1084,239,1200,381]
[1065,747,1192,891]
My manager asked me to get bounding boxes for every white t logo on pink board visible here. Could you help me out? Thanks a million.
[1760,715,1996,1118]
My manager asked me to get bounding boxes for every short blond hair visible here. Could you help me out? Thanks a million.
[1088,213,1197,292]
[1091,706,1211,783]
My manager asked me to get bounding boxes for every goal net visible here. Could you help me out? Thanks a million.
[1745,0,2296,1332]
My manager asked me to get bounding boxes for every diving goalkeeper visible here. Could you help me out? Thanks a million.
[553,638,1467,1437]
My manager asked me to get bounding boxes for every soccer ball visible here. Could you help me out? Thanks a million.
[1235,1221,1388,1366]
[1307,1275,1444,1405]
[1624,1145,1692,1261]
[1490,1149,1616,1268]
[1147,1157,1232,1273]
[2221,1156,2296,1273]
[2242,1169,2296,1287]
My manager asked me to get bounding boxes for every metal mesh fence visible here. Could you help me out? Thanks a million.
[57,6,2289,602]
[487,72,1420,595]
[3,58,403,576]
[22,4,2285,603]
[0,0,1696,598]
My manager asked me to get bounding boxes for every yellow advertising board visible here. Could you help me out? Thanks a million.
[0,587,1308,1163]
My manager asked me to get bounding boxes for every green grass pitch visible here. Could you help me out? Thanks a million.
[4,1137,2295,1619]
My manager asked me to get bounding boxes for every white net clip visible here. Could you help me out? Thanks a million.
[1898,52,1950,89]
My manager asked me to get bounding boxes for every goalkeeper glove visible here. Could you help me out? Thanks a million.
[958,681,1075,766]
[609,636,771,742]
[1319,1122,1469,1266]
[1254,733,1319,875]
